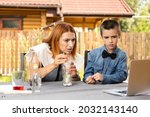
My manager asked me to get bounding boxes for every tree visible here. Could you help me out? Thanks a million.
[120,0,150,32]
[125,0,138,12]
[131,2,150,32]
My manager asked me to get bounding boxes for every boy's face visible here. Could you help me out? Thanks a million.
[101,28,120,53]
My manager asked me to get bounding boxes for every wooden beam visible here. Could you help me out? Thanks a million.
[41,11,47,27]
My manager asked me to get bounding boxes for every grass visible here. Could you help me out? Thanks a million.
[0,75,12,82]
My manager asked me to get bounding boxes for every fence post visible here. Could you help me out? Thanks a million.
[20,53,26,71]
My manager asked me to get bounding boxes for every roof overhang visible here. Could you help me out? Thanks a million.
[0,0,61,8]
[63,13,134,18]
[60,0,134,18]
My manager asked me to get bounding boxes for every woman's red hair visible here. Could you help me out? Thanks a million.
[43,21,77,59]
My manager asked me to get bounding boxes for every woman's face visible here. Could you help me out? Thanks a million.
[59,32,76,55]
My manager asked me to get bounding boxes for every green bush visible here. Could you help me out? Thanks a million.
[0,76,11,82]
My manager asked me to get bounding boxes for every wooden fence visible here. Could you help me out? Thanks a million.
[77,31,150,66]
[0,30,150,75]
[0,30,44,75]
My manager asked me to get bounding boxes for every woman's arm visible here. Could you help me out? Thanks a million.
[27,54,68,80]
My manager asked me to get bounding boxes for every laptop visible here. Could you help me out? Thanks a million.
[104,60,150,96]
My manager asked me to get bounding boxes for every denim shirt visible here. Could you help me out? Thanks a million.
[83,46,128,84]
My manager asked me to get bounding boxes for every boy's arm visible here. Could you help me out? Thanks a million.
[83,52,94,82]
[101,52,128,84]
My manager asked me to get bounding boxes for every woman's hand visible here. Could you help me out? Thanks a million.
[54,54,68,67]
[69,62,80,81]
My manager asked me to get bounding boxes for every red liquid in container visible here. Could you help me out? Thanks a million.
[13,86,24,90]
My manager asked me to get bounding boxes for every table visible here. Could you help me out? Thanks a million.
[0,81,150,100]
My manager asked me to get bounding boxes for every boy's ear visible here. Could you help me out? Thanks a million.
[118,31,121,38]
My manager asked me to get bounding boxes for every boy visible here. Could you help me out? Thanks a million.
[83,19,128,84]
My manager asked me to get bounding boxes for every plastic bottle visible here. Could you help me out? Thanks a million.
[62,61,72,86]
[30,52,41,93]
[32,64,41,92]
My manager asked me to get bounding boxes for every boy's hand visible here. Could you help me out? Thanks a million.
[92,73,103,81]
[85,76,96,84]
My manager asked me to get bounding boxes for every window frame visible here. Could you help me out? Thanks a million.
[0,18,23,30]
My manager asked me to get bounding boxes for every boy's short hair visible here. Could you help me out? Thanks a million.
[100,19,120,36]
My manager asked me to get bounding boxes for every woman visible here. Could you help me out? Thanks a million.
[26,21,84,82]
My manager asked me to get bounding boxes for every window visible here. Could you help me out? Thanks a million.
[0,18,22,30]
